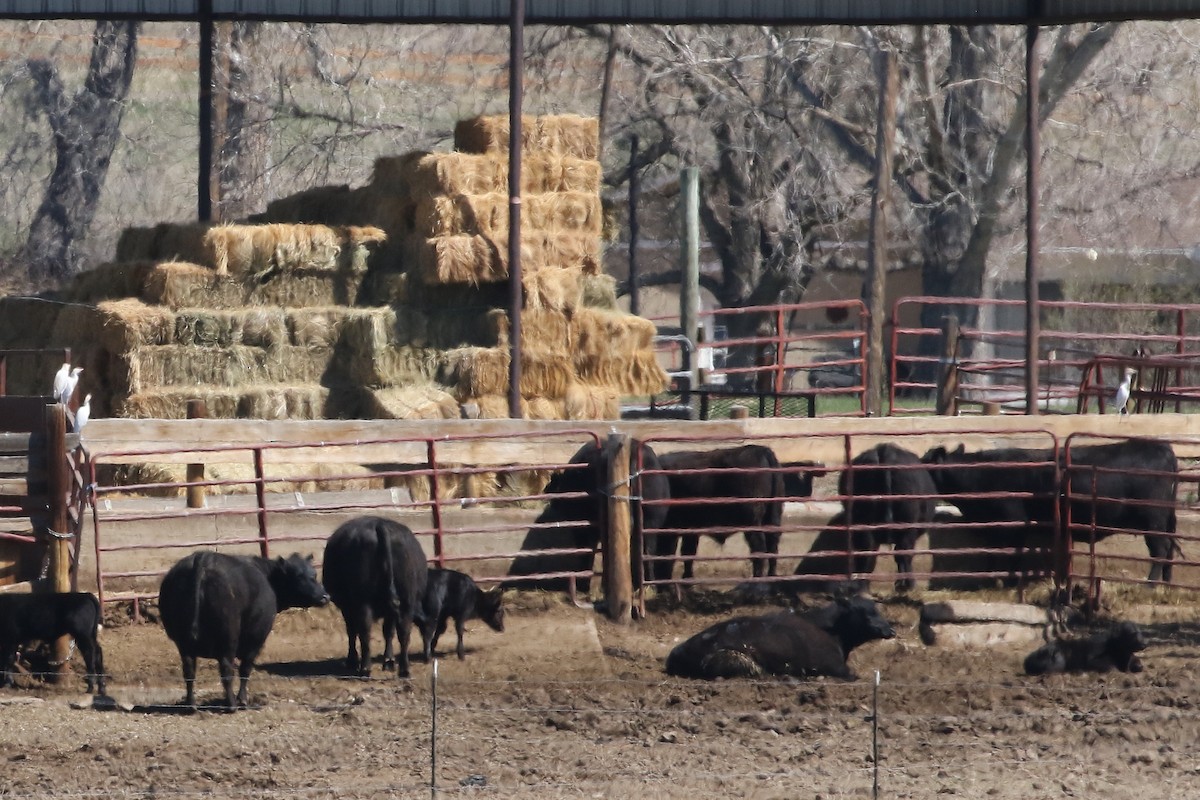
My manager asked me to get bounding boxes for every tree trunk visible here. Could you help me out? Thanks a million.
[215,21,270,222]
[19,21,138,285]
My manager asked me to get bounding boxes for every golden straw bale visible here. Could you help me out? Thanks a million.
[141,262,368,309]
[438,346,573,400]
[237,385,331,420]
[112,345,333,394]
[117,388,242,419]
[362,384,461,420]
[412,231,600,285]
[580,273,619,309]
[238,308,289,349]
[286,307,363,349]
[454,115,599,161]
[401,152,600,197]
[119,385,334,421]
[524,267,582,312]
[414,193,506,238]
[485,308,574,353]
[574,308,656,353]
[564,383,621,420]
[349,344,441,389]
[94,299,176,350]
[525,192,602,235]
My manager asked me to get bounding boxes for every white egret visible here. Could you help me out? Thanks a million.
[1114,367,1136,415]
[51,363,70,401]
[57,366,83,406]
[74,393,92,433]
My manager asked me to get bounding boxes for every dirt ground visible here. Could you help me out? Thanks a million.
[3,580,1200,800]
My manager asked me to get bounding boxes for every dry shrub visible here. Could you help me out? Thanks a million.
[454,114,599,161]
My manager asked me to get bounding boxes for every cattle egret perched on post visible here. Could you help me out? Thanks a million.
[73,394,91,433]
[52,363,70,401]
[1114,367,1136,415]
[55,365,82,406]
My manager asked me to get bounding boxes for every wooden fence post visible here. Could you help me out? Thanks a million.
[936,316,961,416]
[44,403,71,684]
[602,433,632,623]
[186,399,207,509]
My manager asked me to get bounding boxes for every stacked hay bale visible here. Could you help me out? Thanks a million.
[334,113,666,419]
[0,113,666,423]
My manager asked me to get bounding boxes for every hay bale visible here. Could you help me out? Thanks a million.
[111,344,333,394]
[204,223,386,277]
[438,346,573,400]
[484,308,574,354]
[524,267,582,312]
[411,231,601,285]
[141,262,368,309]
[580,273,619,310]
[94,300,176,350]
[413,191,602,239]
[564,383,621,420]
[402,152,601,197]
[117,385,332,420]
[361,384,461,420]
[454,114,599,161]
[371,151,433,193]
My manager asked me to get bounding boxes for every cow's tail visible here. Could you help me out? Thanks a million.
[190,553,206,642]
[376,521,401,612]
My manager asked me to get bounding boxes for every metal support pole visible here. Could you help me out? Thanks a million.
[1024,18,1042,414]
[628,135,641,317]
[507,0,525,419]
[680,167,700,419]
[198,0,214,222]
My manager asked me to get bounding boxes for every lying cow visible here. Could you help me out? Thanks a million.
[664,594,895,680]
[650,445,796,582]
[1023,620,1146,675]
[923,438,1179,583]
[323,516,428,678]
[0,591,106,695]
[417,568,505,661]
[505,438,670,593]
[158,551,329,708]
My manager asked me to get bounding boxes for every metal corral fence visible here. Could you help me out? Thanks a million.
[77,422,1200,616]
[646,297,1200,419]
[84,429,605,613]
[629,428,1200,609]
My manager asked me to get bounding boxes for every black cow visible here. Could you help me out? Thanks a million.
[158,551,329,708]
[651,445,795,582]
[839,443,937,593]
[323,516,429,679]
[417,568,505,661]
[923,438,1179,583]
[0,592,105,695]
[664,594,895,680]
[787,512,874,595]
[1023,620,1147,675]
[505,439,670,592]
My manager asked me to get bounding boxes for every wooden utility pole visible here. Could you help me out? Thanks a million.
[936,316,961,416]
[44,403,71,683]
[602,434,632,623]
[865,47,899,417]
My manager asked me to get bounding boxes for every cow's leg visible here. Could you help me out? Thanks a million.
[76,636,102,695]
[454,618,467,660]
[396,613,414,678]
[381,615,397,670]
[179,651,198,707]
[1,646,17,688]
[745,532,766,578]
[350,606,373,677]
[339,606,361,673]
[235,652,260,709]
[217,655,237,709]
[1146,535,1175,583]
[892,532,918,593]
[765,530,781,578]
[416,615,437,663]
[681,534,700,581]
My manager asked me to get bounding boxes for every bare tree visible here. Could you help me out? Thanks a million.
[17,21,138,285]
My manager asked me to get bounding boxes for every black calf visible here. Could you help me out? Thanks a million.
[1024,620,1147,675]
[0,592,106,695]
[417,568,505,661]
